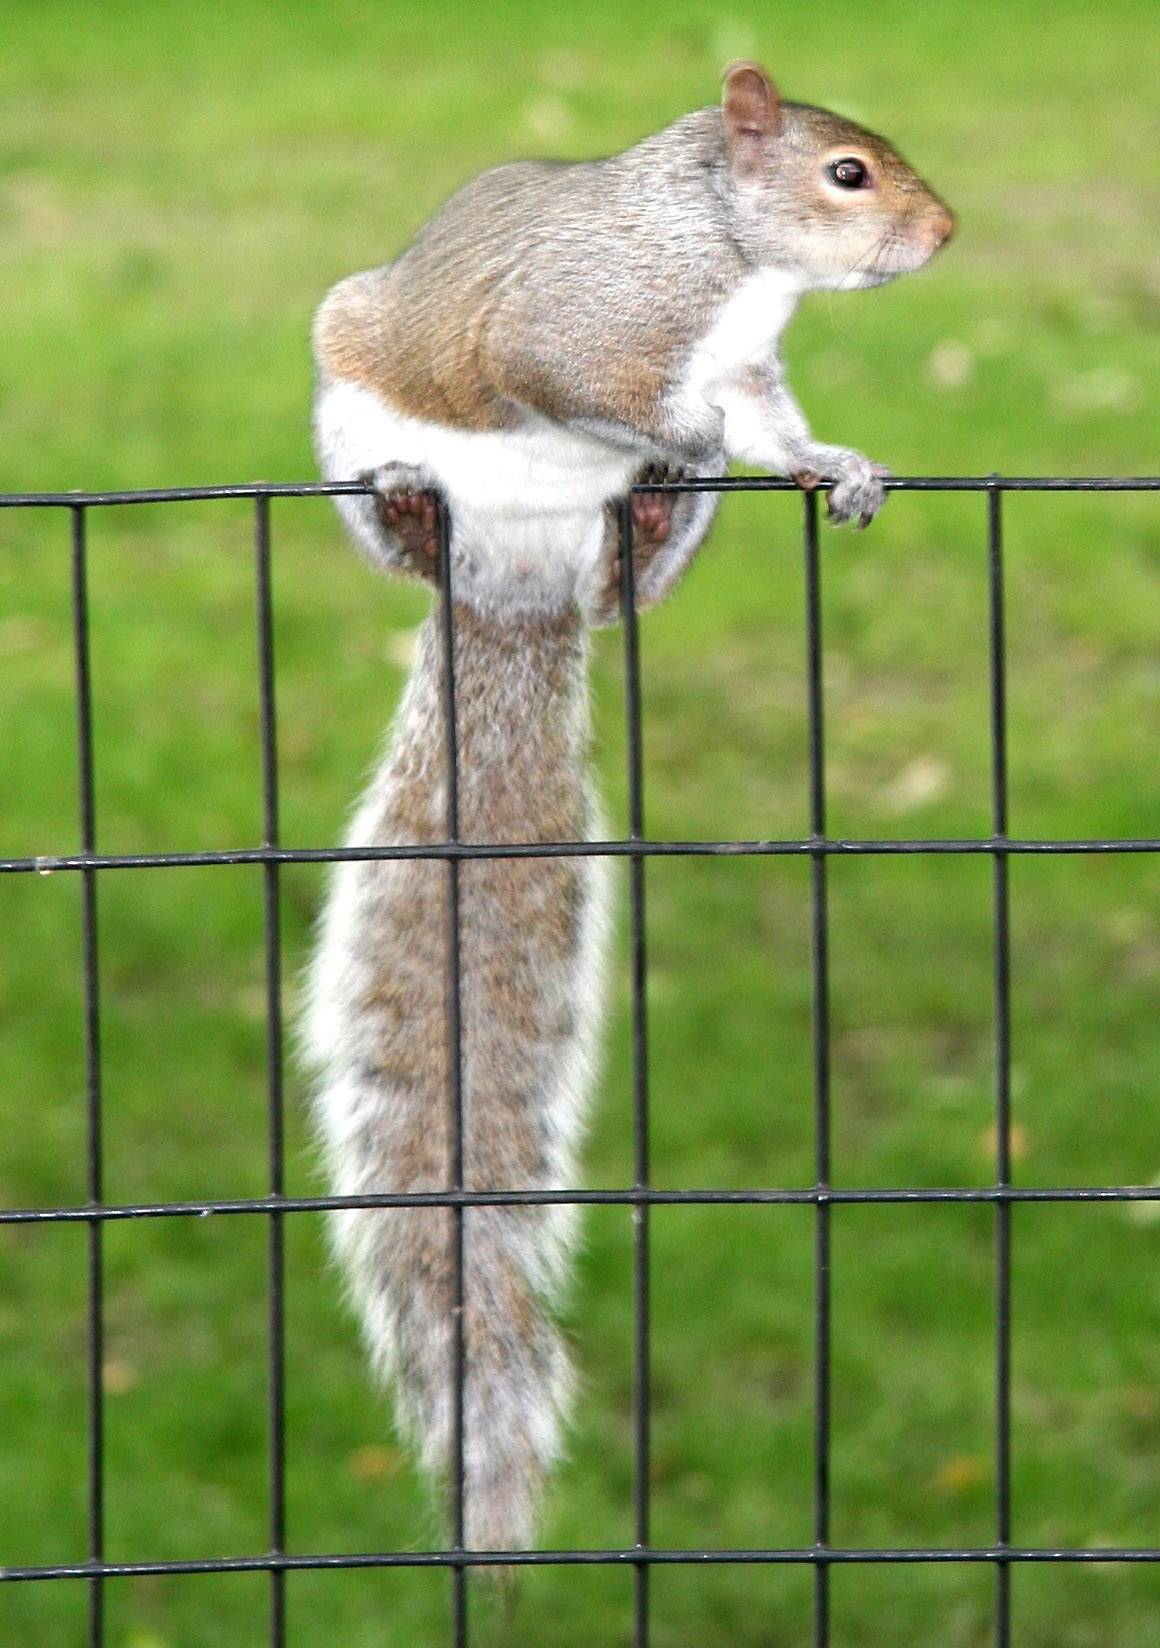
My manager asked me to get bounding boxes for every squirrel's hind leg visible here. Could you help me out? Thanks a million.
[313,374,445,583]
[586,456,722,626]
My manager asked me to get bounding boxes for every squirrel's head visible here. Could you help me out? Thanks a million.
[720,61,954,291]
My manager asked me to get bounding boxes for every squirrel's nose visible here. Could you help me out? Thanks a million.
[929,207,955,250]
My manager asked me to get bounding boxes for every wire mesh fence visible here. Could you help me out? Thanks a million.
[1,473,1159,1648]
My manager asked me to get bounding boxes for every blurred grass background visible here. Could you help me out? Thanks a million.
[1,0,1159,1643]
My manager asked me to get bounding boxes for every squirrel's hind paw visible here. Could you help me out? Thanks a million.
[360,464,444,579]
[588,461,718,626]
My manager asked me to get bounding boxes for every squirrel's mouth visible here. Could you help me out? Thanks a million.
[851,267,900,289]
[829,224,949,291]
[827,264,900,292]
[834,248,937,291]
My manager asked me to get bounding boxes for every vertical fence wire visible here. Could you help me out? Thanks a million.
[436,498,469,1647]
[70,504,105,1648]
[802,490,832,1645]
[255,496,287,1646]
[987,482,1014,1645]
[619,497,652,1648]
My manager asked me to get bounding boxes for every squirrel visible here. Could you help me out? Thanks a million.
[304,61,952,1552]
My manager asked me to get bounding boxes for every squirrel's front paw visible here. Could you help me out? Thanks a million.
[794,449,890,530]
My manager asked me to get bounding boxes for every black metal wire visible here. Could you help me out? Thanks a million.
[4,1543,1160,1583]
[255,496,287,1647]
[2,1181,1160,1225]
[8,835,1160,877]
[1,475,1158,508]
[987,482,1014,1646]
[2,475,1159,1642]
[69,504,104,1648]
[803,489,832,1647]
[436,498,469,1645]
[618,495,653,1648]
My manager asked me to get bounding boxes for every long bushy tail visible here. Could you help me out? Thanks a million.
[306,606,608,1550]
[326,1184,579,1549]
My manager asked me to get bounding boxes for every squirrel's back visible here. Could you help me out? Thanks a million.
[314,111,743,436]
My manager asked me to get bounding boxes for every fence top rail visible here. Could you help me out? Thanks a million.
[0,475,1158,508]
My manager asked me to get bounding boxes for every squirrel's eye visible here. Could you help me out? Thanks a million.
[827,157,869,189]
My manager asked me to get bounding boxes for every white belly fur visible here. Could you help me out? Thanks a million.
[315,378,640,612]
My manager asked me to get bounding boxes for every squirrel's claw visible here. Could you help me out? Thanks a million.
[791,451,889,525]
[821,451,890,528]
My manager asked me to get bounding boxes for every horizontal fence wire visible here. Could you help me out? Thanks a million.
[8,838,1160,875]
[2,476,1160,508]
[1,474,1158,1645]
[3,1183,1160,1224]
[5,1545,1160,1583]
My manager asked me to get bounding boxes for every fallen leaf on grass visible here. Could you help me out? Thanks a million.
[348,1443,403,1483]
[0,615,49,657]
[927,341,974,389]
[1125,1176,1160,1227]
[102,1358,139,1395]
[523,95,573,142]
[882,756,951,815]
[980,1123,1031,1164]
[1121,1385,1158,1421]
[1052,368,1141,415]
[930,1454,986,1496]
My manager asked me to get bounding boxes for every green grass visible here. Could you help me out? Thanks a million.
[2,0,1159,1642]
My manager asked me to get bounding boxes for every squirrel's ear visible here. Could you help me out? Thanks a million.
[721,60,781,177]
